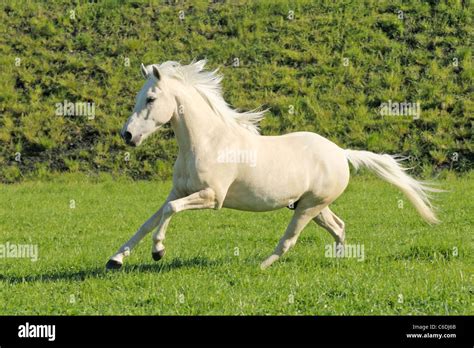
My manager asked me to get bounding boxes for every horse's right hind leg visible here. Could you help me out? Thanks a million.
[260,203,327,270]
[313,207,345,245]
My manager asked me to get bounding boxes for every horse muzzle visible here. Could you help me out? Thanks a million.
[122,131,141,147]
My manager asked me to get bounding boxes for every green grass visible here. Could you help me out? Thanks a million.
[1,0,473,182]
[0,174,472,315]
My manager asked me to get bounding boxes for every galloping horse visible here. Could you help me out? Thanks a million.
[106,60,439,270]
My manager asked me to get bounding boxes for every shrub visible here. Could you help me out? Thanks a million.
[0,0,472,183]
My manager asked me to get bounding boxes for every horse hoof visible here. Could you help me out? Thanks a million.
[152,249,165,261]
[105,259,122,270]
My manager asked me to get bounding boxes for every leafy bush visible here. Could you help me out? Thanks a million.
[0,0,472,183]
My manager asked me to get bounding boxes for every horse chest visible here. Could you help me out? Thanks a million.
[173,160,212,195]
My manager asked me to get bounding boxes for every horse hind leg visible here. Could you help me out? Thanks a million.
[261,203,327,270]
[313,207,345,245]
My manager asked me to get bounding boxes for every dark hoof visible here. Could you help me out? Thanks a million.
[152,249,165,261]
[105,259,122,270]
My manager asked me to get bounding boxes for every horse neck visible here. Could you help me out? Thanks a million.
[169,83,234,153]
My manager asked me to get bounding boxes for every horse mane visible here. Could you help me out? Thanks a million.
[157,60,266,135]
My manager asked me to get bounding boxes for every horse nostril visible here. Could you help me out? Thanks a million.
[123,131,132,143]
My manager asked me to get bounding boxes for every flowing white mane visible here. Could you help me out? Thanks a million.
[156,60,266,135]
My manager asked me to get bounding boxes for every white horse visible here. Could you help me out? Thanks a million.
[106,60,440,270]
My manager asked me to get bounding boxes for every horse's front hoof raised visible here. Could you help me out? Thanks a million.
[152,249,165,261]
[105,259,123,270]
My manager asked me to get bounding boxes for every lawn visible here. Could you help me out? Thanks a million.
[0,174,472,315]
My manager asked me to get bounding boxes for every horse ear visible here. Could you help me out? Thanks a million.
[194,59,207,71]
[140,63,148,79]
[152,65,161,80]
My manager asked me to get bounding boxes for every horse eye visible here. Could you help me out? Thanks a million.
[146,97,155,104]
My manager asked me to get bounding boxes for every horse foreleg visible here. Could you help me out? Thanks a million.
[261,204,326,270]
[105,190,178,269]
[151,188,218,261]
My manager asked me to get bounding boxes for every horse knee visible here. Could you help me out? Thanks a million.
[199,188,219,208]
[199,188,215,200]
[164,201,177,215]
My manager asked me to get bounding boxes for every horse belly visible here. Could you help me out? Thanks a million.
[223,165,310,212]
[221,134,342,211]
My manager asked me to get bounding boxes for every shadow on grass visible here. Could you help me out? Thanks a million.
[0,256,221,285]
[123,256,222,274]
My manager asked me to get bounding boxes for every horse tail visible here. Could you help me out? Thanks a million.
[344,149,442,224]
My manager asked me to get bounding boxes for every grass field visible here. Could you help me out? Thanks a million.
[0,173,472,315]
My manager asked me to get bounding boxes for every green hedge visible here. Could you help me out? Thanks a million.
[0,0,472,183]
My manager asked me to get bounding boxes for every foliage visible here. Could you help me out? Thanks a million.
[0,0,472,183]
